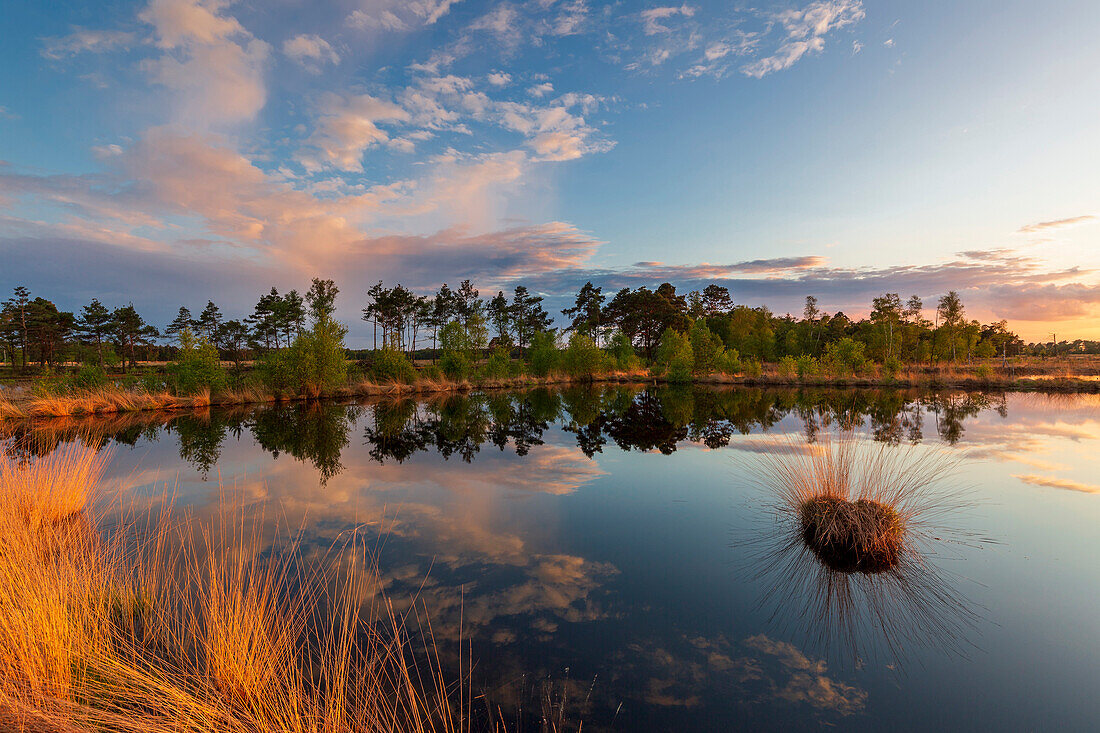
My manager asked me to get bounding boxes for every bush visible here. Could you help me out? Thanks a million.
[795,354,818,379]
[717,349,741,375]
[745,359,763,379]
[526,331,560,377]
[370,348,416,383]
[822,338,866,377]
[257,318,348,394]
[562,332,603,380]
[421,364,443,381]
[883,356,901,379]
[439,350,471,380]
[482,347,513,380]
[167,330,226,395]
[689,319,725,376]
[607,331,639,371]
[777,355,798,379]
[655,328,694,383]
[974,364,994,380]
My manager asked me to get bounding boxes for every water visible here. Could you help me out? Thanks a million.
[9,386,1100,730]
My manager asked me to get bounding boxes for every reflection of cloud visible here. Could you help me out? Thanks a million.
[744,635,867,715]
[617,632,866,716]
[1013,474,1100,495]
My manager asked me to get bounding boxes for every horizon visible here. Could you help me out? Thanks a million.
[2,0,1098,344]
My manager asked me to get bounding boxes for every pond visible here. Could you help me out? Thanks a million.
[8,386,1100,731]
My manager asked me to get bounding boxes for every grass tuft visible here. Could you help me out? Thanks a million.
[0,442,463,732]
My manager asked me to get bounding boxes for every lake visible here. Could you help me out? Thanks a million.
[9,385,1100,731]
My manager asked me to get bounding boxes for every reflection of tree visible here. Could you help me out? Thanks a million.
[171,413,232,478]
[925,392,993,445]
[249,403,355,483]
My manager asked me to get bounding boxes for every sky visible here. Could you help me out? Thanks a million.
[1,0,1098,344]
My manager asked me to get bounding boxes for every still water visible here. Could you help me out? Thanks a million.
[11,386,1100,730]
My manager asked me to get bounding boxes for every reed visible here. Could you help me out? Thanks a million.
[0,442,462,732]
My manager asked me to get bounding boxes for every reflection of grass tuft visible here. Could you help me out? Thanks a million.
[0,443,460,732]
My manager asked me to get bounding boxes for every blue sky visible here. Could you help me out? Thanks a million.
[1,0,1098,342]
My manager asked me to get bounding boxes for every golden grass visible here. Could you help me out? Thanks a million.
[0,443,464,733]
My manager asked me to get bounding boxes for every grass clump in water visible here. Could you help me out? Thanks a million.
[798,496,904,573]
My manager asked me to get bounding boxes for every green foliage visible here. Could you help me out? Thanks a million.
[883,356,901,379]
[526,331,560,377]
[439,321,473,380]
[607,331,639,371]
[562,332,603,380]
[257,319,348,394]
[655,328,694,383]
[370,348,416,383]
[72,363,107,392]
[482,347,514,379]
[795,354,818,379]
[716,349,741,375]
[823,337,867,377]
[688,319,725,375]
[167,329,226,395]
[777,355,798,379]
[974,364,994,380]
[745,359,763,378]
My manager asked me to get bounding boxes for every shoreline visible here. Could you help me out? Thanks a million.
[2,369,1098,422]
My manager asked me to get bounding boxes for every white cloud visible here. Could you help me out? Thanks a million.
[640,5,696,36]
[41,28,135,60]
[139,0,270,127]
[282,34,340,71]
[527,82,554,98]
[487,71,512,86]
[741,0,864,78]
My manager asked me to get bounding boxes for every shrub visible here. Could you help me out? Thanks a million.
[883,356,901,379]
[717,349,741,375]
[745,359,763,379]
[777,355,798,379]
[526,331,560,377]
[655,328,694,383]
[823,338,866,377]
[562,332,603,380]
[421,364,443,381]
[439,350,471,380]
[607,331,639,371]
[370,348,416,383]
[167,329,226,395]
[482,347,513,380]
[795,354,818,379]
[974,364,994,380]
[257,318,348,394]
[689,319,725,376]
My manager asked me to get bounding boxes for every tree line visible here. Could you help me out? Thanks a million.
[1,278,1029,375]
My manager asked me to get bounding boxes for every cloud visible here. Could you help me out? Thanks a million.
[282,34,340,71]
[300,93,409,171]
[139,0,270,126]
[1017,215,1096,234]
[41,28,136,60]
[742,0,864,78]
[527,82,554,98]
[487,71,511,86]
[640,5,696,36]
[1013,474,1100,495]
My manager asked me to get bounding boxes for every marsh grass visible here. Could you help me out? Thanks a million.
[743,433,987,664]
[0,441,465,733]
